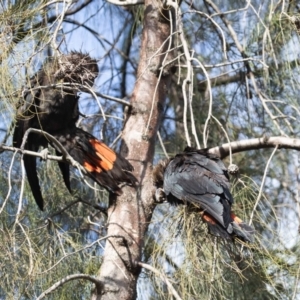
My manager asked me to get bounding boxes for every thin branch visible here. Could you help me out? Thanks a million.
[198,70,247,92]
[14,153,24,223]
[0,150,18,215]
[5,135,300,164]
[249,145,278,226]
[166,0,203,148]
[198,56,300,91]
[204,0,246,61]
[109,132,122,148]
[5,136,300,164]
[37,235,111,275]
[97,92,130,106]
[63,0,93,15]
[18,222,34,276]
[296,154,300,235]
[10,82,131,106]
[83,85,107,122]
[189,10,227,60]
[63,18,136,68]
[190,56,212,148]
[21,129,110,193]
[0,144,66,162]
[50,0,72,52]
[11,0,93,47]
[144,9,175,135]
[208,136,300,159]
[47,198,82,218]
[203,57,268,69]
[157,131,169,159]
[6,129,107,195]
[48,198,107,219]
[211,115,233,165]
[172,2,193,147]
[22,129,87,174]
[105,0,144,5]
[204,0,286,135]
[248,72,286,136]
[36,274,102,300]
[208,237,217,300]
[138,261,182,300]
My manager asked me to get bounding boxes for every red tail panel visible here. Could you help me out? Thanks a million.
[202,212,217,225]
[230,212,243,224]
[91,140,116,167]
[80,139,117,173]
[202,212,254,242]
[202,212,232,239]
[83,161,101,173]
[230,212,255,243]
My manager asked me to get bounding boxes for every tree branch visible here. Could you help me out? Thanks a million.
[203,0,288,135]
[198,70,247,92]
[20,128,87,175]
[0,144,65,162]
[36,274,102,300]
[11,0,93,46]
[48,197,108,218]
[138,262,182,300]
[4,135,299,163]
[92,1,174,299]
[197,57,300,92]
[37,235,114,276]
[106,0,144,6]
[63,18,136,69]
[208,136,300,159]
[11,83,131,107]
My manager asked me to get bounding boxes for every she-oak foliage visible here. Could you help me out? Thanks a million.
[0,0,299,299]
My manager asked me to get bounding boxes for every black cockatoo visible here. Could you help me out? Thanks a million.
[13,52,136,210]
[153,147,254,242]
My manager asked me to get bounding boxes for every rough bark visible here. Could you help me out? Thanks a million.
[91,1,173,299]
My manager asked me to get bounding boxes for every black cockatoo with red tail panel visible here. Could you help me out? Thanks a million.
[153,147,254,242]
[13,52,136,210]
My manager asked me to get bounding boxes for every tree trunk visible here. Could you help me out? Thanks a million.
[91,1,173,299]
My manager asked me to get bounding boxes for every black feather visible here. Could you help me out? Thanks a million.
[153,147,255,242]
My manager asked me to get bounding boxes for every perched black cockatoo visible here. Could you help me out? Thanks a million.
[13,52,136,210]
[153,147,255,242]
